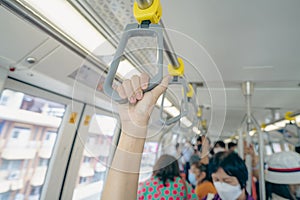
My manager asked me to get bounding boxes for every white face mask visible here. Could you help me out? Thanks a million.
[213,147,225,154]
[214,182,242,200]
[188,172,197,186]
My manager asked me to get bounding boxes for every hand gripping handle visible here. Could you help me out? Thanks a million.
[104,23,164,103]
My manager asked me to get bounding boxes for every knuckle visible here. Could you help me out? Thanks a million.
[123,79,131,86]
[141,72,149,79]
[132,75,139,80]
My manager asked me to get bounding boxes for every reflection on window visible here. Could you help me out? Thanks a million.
[0,89,66,200]
[73,114,118,200]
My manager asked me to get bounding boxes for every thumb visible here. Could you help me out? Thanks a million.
[151,75,169,101]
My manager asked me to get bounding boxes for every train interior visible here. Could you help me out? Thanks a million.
[0,0,300,199]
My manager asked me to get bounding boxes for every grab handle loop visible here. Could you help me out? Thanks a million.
[177,84,199,129]
[186,95,199,128]
[159,76,189,125]
[104,23,164,103]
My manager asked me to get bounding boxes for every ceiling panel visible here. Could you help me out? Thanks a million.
[0,7,48,68]
[2,0,300,139]
[33,46,83,84]
[161,0,300,82]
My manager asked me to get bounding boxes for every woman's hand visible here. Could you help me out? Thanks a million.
[102,74,169,200]
[116,73,169,137]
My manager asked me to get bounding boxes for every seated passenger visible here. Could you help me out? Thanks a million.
[204,152,254,200]
[137,154,198,199]
[190,162,217,200]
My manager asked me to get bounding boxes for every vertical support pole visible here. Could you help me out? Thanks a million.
[242,81,253,195]
[251,115,266,200]
[238,128,244,159]
[298,126,300,145]
[238,114,246,159]
[0,68,8,93]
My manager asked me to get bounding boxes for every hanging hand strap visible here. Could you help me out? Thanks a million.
[159,76,189,125]
[104,23,164,103]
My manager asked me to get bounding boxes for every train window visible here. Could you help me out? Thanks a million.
[0,89,66,200]
[272,143,282,153]
[72,113,118,200]
[283,143,290,151]
[139,142,159,183]
[265,145,273,155]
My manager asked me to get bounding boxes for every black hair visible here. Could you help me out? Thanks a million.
[153,154,180,186]
[296,146,300,154]
[209,152,248,189]
[193,163,211,183]
[197,136,202,143]
[266,182,293,199]
[228,142,237,149]
[214,140,225,148]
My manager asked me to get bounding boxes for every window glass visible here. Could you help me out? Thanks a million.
[265,145,273,155]
[283,143,290,151]
[72,114,118,200]
[272,143,282,153]
[0,89,66,200]
[139,142,159,183]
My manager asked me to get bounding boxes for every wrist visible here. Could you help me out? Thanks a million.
[121,121,148,139]
[118,132,146,152]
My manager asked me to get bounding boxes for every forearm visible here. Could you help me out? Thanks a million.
[101,73,168,200]
[200,155,209,165]
[200,138,210,165]
[102,128,147,200]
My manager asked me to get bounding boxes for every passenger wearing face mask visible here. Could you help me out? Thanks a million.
[228,141,238,153]
[188,162,198,188]
[190,162,217,200]
[189,151,200,188]
[203,152,254,200]
[212,141,226,155]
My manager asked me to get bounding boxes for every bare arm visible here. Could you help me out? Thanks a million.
[101,73,168,200]
[200,136,210,165]
[101,132,146,199]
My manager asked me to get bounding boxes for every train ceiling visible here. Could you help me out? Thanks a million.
[0,0,300,139]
